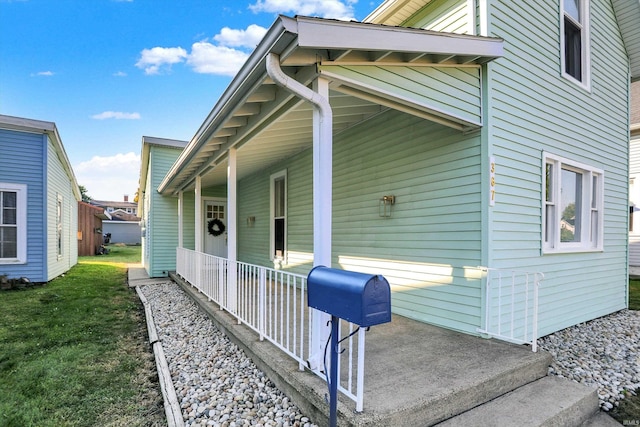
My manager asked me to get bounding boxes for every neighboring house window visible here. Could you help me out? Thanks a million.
[57,194,63,259]
[561,0,590,87]
[543,153,603,253]
[270,171,287,260]
[0,183,27,263]
[631,178,636,232]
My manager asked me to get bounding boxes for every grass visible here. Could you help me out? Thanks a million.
[629,279,640,311]
[0,245,164,427]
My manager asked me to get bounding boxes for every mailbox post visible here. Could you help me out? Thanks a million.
[307,266,391,427]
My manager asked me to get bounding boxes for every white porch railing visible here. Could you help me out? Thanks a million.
[175,247,368,412]
[477,267,543,352]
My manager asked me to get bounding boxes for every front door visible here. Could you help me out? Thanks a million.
[204,199,227,258]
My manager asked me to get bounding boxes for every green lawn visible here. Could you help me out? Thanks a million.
[630,279,640,311]
[0,245,163,427]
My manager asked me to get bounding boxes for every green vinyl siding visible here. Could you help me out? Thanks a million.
[486,1,628,336]
[404,0,472,34]
[321,65,482,126]
[236,109,483,334]
[46,135,78,281]
[146,146,183,277]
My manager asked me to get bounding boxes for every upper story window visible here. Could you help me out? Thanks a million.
[561,0,590,88]
[543,153,603,253]
[0,183,27,264]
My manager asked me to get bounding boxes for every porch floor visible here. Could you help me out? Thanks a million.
[131,266,602,426]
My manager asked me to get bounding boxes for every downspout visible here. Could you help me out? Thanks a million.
[266,52,332,370]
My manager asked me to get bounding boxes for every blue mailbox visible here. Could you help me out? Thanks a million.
[307,266,391,327]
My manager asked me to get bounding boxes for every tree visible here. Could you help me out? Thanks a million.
[79,185,92,203]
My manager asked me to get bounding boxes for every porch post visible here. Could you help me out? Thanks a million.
[227,147,237,315]
[310,76,332,369]
[195,175,202,252]
[178,191,184,248]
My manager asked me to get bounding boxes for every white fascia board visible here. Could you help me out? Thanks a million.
[294,16,503,58]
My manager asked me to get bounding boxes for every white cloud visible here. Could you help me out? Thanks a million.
[186,42,250,76]
[248,0,356,20]
[31,71,54,77]
[91,111,141,120]
[113,71,127,77]
[74,152,140,202]
[135,46,188,75]
[213,24,267,48]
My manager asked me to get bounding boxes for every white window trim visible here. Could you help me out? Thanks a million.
[57,193,63,260]
[0,182,27,264]
[542,152,603,253]
[560,0,591,90]
[269,170,287,262]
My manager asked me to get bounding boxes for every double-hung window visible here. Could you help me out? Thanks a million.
[543,153,603,253]
[0,183,27,263]
[561,0,590,87]
[270,170,287,261]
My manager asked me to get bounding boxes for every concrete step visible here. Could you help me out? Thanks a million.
[434,376,602,427]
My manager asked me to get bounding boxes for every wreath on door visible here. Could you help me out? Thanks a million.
[207,218,226,236]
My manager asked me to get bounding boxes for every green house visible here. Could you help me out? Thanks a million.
[139,0,639,344]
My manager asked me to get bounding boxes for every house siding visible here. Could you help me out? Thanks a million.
[321,65,482,126]
[146,146,183,277]
[486,0,629,335]
[46,135,78,281]
[404,0,472,33]
[0,129,47,282]
[237,109,484,334]
[630,134,640,265]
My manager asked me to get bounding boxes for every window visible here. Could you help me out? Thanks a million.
[0,183,27,263]
[543,153,603,253]
[561,0,590,87]
[270,171,287,260]
[57,194,63,259]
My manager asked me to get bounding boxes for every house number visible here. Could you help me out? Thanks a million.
[489,157,496,206]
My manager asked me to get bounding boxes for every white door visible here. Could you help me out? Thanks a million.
[204,200,227,257]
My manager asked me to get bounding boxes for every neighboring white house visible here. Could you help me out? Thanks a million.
[630,81,640,265]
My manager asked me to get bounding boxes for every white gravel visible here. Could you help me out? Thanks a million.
[140,282,318,427]
[140,280,640,422]
[539,309,640,411]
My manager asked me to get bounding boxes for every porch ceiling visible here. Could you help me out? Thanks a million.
[158,15,503,195]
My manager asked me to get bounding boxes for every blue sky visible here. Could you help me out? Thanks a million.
[0,0,379,201]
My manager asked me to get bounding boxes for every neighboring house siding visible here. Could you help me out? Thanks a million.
[0,129,46,281]
[46,136,78,280]
[147,147,182,277]
[404,0,472,33]
[237,109,483,334]
[487,1,628,335]
[630,134,640,265]
[320,65,482,127]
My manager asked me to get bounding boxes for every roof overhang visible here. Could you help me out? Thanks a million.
[158,15,503,196]
[612,0,640,82]
[0,114,81,201]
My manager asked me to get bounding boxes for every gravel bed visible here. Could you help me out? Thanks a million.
[140,282,318,427]
[539,309,640,411]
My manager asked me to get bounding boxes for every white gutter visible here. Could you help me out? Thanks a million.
[266,52,333,370]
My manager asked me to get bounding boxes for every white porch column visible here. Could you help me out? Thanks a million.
[195,175,203,252]
[310,76,332,369]
[227,147,238,314]
[178,191,184,248]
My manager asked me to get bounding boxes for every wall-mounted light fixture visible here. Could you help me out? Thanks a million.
[379,195,395,218]
[247,216,256,227]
